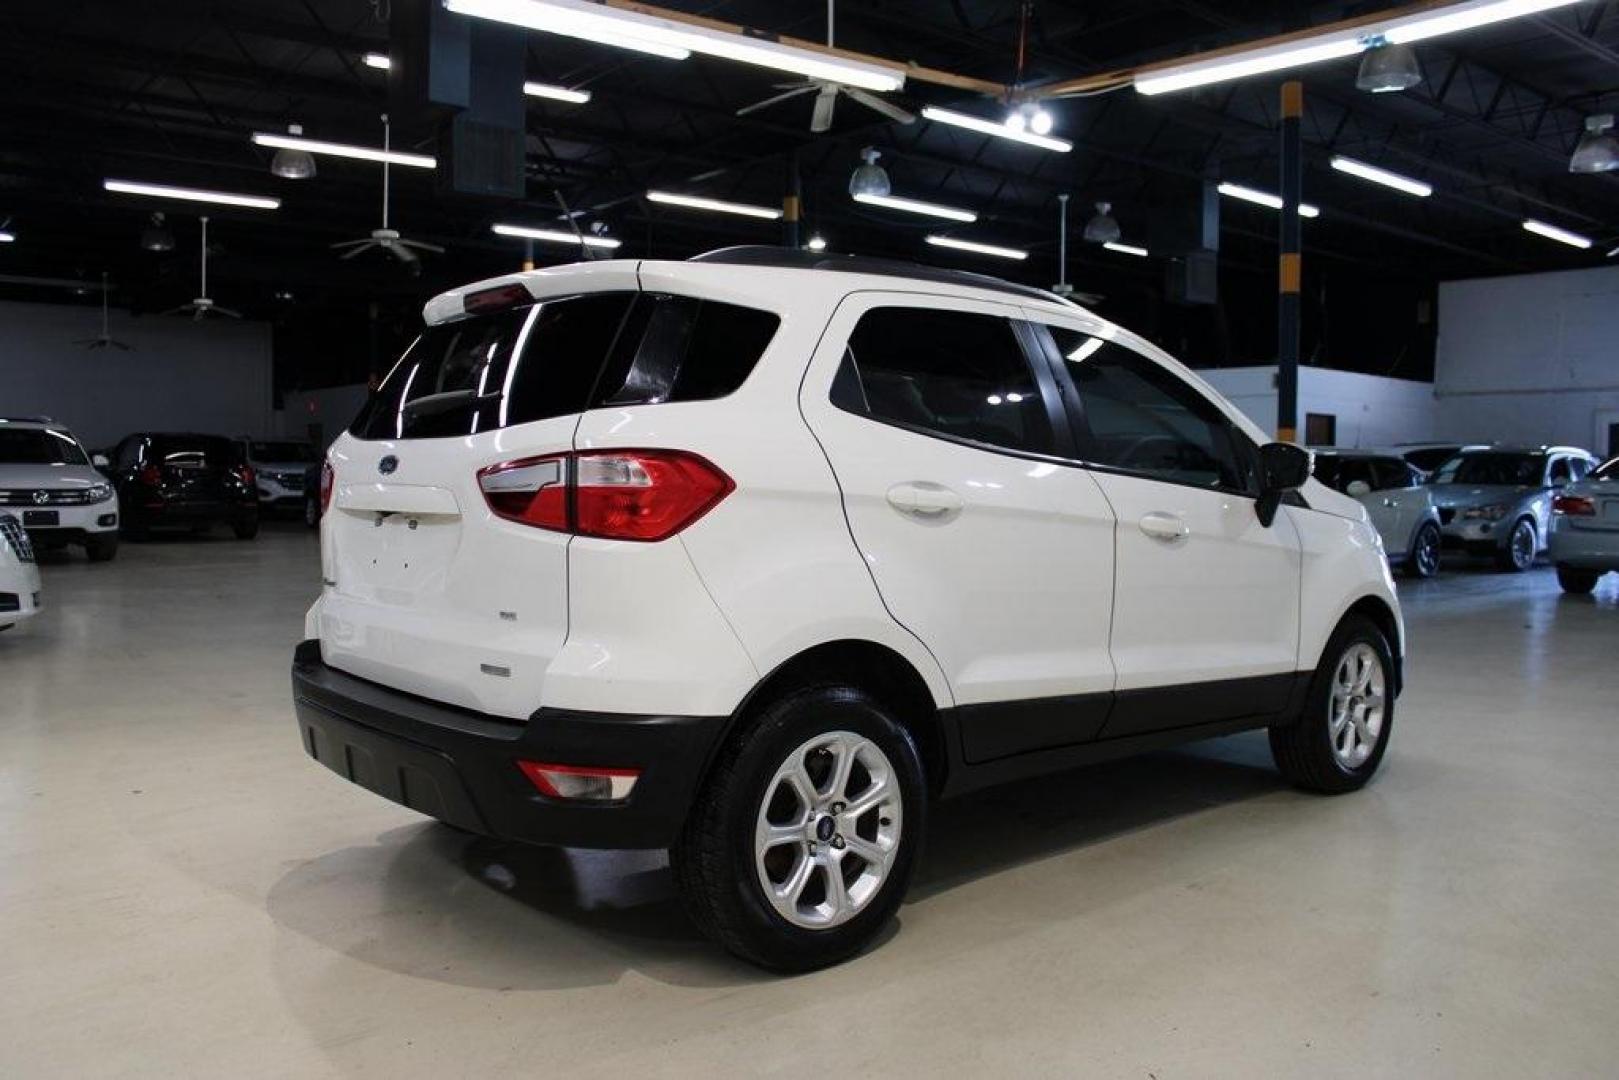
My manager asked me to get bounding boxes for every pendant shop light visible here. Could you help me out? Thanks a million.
[268,124,317,180]
[1356,38,1422,93]
[1569,115,1619,174]
[1082,202,1121,244]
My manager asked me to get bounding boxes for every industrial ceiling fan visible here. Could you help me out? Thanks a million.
[165,216,240,320]
[734,0,915,133]
[75,272,133,350]
[330,114,444,267]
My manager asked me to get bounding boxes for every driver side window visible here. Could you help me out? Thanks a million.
[1046,328,1250,493]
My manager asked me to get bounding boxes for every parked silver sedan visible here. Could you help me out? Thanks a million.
[1549,455,1619,593]
[1314,451,1443,578]
[1429,446,1600,572]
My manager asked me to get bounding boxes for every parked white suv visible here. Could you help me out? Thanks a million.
[0,417,120,561]
[1,512,43,632]
[292,248,1404,971]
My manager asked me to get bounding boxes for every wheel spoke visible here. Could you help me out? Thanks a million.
[822,854,851,917]
[843,833,891,870]
[758,820,804,849]
[786,759,818,809]
[843,774,892,819]
[776,850,814,906]
[827,735,859,802]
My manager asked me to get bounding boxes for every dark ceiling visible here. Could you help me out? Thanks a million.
[2,0,1617,385]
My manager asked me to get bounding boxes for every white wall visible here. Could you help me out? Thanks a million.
[1436,264,1619,455]
[0,299,273,448]
[1200,365,1439,448]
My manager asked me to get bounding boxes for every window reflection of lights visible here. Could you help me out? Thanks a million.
[1068,338,1104,362]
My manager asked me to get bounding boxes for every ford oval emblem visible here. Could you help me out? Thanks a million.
[378,455,398,476]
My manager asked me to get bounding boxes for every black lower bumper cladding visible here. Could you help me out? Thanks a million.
[290,640,725,849]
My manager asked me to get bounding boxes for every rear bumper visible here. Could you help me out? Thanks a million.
[1548,524,1619,570]
[290,640,726,849]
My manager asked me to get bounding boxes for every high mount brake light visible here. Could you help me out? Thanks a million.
[1552,494,1596,516]
[462,283,532,315]
[477,449,733,542]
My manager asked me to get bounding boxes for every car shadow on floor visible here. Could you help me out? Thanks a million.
[267,733,1287,989]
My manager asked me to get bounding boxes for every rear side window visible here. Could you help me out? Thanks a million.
[829,306,1054,455]
[351,293,778,440]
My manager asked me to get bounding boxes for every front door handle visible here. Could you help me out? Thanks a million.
[1139,511,1189,542]
[887,482,964,518]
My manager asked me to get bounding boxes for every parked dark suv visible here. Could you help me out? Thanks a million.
[106,433,260,539]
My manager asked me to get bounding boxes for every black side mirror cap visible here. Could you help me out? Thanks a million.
[1256,442,1313,527]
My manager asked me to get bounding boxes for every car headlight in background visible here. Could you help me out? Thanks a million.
[87,482,114,502]
[1461,503,1510,521]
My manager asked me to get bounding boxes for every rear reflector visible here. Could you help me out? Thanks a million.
[1552,494,1596,516]
[478,449,733,542]
[462,283,532,315]
[517,760,640,802]
[320,460,335,513]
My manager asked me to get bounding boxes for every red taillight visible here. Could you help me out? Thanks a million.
[1553,494,1596,516]
[138,463,161,487]
[477,449,732,542]
[463,283,531,315]
[234,464,256,486]
[319,460,335,514]
[516,760,640,802]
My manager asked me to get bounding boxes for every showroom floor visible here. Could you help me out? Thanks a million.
[2,526,1615,1078]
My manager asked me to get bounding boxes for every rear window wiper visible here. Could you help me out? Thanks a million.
[399,389,502,420]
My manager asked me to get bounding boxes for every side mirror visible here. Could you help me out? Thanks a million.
[1345,479,1372,498]
[1256,441,1312,527]
[91,453,110,469]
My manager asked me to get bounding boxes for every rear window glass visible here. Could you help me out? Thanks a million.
[147,436,236,464]
[351,292,779,440]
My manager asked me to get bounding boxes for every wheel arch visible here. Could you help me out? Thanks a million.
[1340,594,1404,696]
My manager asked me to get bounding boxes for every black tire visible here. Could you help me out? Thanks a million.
[1556,565,1600,594]
[232,516,260,540]
[1496,517,1537,572]
[1404,521,1441,579]
[1269,614,1395,794]
[673,684,926,973]
[84,534,119,562]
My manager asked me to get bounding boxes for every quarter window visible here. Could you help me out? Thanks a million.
[830,306,1054,455]
[1046,328,1248,492]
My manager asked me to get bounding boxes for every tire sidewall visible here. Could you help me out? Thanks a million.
[1304,618,1396,788]
[712,687,926,970]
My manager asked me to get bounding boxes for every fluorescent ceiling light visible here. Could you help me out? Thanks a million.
[925,235,1028,261]
[853,191,977,223]
[492,223,621,248]
[250,131,435,169]
[920,106,1072,152]
[0,231,13,243]
[1135,0,1582,95]
[646,190,782,220]
[1217,181,1320,218]
[1522,219,1593,249]
[1103,241,1150,257]
[362,52,391,69]
[1330,156,1433,197]
[523,81,591,104]
[446,0,906,91]
[103,179,280,210]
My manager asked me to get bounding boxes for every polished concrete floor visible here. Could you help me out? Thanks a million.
[3,525,1616,1078]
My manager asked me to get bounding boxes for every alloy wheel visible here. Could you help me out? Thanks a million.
[753,730,903,930]
[1509,519,1535,570]
[1414,524,1440,577]
[1329,642,1387,769]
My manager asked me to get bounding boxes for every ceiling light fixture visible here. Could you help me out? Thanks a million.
[141,213,175,252]
[853,191,977,222]
[848,147,891,197]
[104,179,281,210]
[925,235,1028,260]
[1522,219,1593,249]
[363,52,392,70]
[492,223,621,248]
[1218,181,1320,218]
[1569,114,1619,174]
[1329,155,1432,196]
[523,81,592,104]
[268,123,317,180]
[645,190,783,220]
[921,106,1072,152]
[445,0,906,91]
[0,230,14,243]
[806,234,827,252]
[251,130,435,169]
[1103,240,1149,257]
[1356,38,1422,93]
[1083,201,1121,244]
[1135,0,1581,96]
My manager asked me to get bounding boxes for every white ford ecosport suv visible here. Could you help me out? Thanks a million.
[293,248,1404,971]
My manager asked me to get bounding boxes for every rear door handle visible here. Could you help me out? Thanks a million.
[1139,511,1189,542]
[887,482,964,518]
